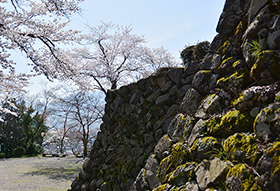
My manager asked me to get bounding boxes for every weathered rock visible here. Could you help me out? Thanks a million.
[176,84,192,98]
[167,114,186,140]
[217,68,251,97]
[233,84,277,111]
[167,68,184,85]
[180,88,203,115]
[138,77,152,91]
[129,169,149,191]
[223,133,259,164]
[155,93,170,105]
[168,162,196,187]
[256,142,280,191]
[146,89,161,103]
[254,103,280,141]
[267,14,280,50]
[185,61,202,75]
[250,50,280,85]
[243,5,271,39]
[216,0,250,36]
[154,134,172,161]
[210,54,222,73]
[195,157,233,191]
[200,53,214,70]
[192,70,219,96]
[190,136,221,162]
[187,119,206,148]
[166,104,179,118]
[205,110,254,138]
[195,94,224,119]
[226,164,262,191]
[181,74,195,85]
[144,154,161,189]
[179,181,200,191]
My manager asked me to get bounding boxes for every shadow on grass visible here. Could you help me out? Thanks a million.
[24,166,82,181]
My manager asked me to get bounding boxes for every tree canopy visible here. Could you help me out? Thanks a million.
[65,22,179,94]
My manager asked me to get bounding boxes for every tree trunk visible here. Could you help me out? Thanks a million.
[83,139,87,157]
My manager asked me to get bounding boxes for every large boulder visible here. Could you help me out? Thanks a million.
[226,164,263,190]
[250,50,280,85]
[216,0,250,36]
[195,157,233,191]
[195,94,224,119]
[253,103,280,141]
[192,70,219,96]
[190,136,221,162]
[223,133,260,165]
[256,142,280,191]
[180,88,203,115]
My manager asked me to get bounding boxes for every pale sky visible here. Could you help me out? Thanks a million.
[23,0,226,95]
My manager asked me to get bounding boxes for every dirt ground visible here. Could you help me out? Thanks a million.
[0,156,85,191]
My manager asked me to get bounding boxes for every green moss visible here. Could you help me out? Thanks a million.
[227,164,262,191]
[267,142,280,179]
[205,110,254,138]
[217,40,230,55]
[223,133,258,163]
[152,184,168,191]
[232,60,241,68]
[157,142,190,183]
[250,50,280,85]
[217,68,251,96]
[168,162,196,185]
[218,57,233,70]
[202,70,211,74]
[235,21,245,36]
[190,136,220,154]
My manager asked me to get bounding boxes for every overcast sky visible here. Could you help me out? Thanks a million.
[24,0,226,95]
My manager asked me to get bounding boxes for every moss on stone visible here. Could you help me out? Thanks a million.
[205,110,254,138]
[152,184,168,191]
[157,142,190,183]
[216,68,251,96]
[217,40,230,55]
[218,57,233,70]
[190,136,220,155]
[227,164,262,191]
[250,50,280,85]
[267,142,280,179]
[168,162,196,186]
[223,133,258,163]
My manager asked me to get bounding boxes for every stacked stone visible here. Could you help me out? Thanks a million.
[71,0,280,190]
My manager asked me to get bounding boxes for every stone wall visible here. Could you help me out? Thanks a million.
[70,0,280,190]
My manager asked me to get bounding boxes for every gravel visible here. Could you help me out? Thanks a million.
[0,156,85,191]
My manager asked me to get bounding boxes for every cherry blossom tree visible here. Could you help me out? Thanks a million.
[0,0,84,118]
[65,22,180,94]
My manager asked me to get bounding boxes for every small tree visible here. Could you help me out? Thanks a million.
[65,22,179,94]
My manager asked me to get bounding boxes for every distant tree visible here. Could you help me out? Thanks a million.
[0,99,24,156]
[65,22,179,94]
[0,0,84,117]
[18,101,49,151]
[0,99,48,156]
[51,89,103,156]
[180,41,210,65]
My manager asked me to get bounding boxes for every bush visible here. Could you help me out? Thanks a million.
[13,147,25,158]
[180,41,210,65]
[25,144,38,156]
[0,153,5,159]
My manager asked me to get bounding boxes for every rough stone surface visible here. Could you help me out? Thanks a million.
[254,103,280,141]
[195,157,233,191]
[180,88,203,115]
[192,70,219,96]
[70,1,280,190]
